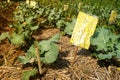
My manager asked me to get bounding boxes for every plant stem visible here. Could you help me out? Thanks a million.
[35,46,42,74]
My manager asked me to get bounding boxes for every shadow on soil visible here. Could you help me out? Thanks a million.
[50,51,70,69]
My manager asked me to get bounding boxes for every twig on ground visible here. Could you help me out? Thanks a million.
[68,64,81,80]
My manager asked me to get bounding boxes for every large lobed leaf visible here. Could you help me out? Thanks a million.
[39,33,60,64]
[91,28,119,51]
[19,33,60,64]
[64,18,76,35]
[91,27,120,60]
[40,42,58,63]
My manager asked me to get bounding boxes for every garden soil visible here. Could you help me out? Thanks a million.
[0,2,120,80]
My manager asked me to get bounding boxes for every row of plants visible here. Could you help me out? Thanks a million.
[38,0,120,33]
[0,1,76,80]
[2,0,120,32]
[80,0,120,33]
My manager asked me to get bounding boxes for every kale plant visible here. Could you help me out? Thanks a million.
[91,27,120,60]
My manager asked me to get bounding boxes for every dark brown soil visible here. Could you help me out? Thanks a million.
[0,2,120,80]
[0,2,19,34]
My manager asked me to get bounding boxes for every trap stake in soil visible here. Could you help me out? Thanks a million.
[70,12,98,61]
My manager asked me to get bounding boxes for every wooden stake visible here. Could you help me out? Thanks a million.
[35,46,42,74]
[71,45,79,66]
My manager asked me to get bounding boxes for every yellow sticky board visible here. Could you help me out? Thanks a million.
[70,12,98,49]
[108,10,117,24]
